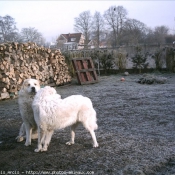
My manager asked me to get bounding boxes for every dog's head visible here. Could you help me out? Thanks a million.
[21,79,40,95]
[33,86,60,101]
[39,86,57,96]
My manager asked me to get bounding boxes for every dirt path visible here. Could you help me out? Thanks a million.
[0,73,175,175]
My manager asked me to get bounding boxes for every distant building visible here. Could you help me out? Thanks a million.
[88,40,98,49]
[56,32,109,50]
[99,40,111,48]
[57,33,85,51]
[49,41,57,49]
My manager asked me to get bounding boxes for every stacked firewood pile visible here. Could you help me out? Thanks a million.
[0,42,71,100]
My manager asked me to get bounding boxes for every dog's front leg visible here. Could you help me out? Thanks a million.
[34,128,46,152]
[42,130,54,152]
[24,123,32,146]
[66,123,79,146]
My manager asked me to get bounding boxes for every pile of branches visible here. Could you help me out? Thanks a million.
[137,74,167,84]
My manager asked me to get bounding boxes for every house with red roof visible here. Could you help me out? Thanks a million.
[57,33,85,50]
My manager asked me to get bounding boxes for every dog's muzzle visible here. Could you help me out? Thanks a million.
[31,87,36,93]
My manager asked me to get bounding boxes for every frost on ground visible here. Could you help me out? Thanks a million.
[0,73,175,175]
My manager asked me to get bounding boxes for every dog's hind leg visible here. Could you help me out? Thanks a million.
[16,123,38,142]
[88,129,99,148]
[16,123,26,142]
[66,122,79,146]
[84,121,99,147]
[24,123,32,146]
[82,110,99,147]
[41,130,54,152]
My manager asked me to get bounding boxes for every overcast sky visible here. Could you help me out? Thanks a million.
[0,0,175,42]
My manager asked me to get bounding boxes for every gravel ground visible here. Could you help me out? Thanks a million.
[0,73,175,175]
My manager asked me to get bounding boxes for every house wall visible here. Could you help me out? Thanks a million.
[57,35,67,49]
[78,35,85,49]
[63,43,78,50]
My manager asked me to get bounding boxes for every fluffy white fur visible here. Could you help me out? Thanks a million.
[16,78,41,146]
[32,86,98,152]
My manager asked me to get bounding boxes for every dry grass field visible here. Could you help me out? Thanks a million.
[0,73,175,175]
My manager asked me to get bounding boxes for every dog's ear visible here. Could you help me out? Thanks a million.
[21,79,29,90]
[36,79,40,86]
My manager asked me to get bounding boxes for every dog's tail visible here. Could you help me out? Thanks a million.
[87,120,98,131]
[93,123,98,130]
[87,112,98,131]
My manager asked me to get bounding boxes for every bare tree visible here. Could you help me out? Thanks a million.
[144,28,155,44]
[91,11,105,48]
[74,11,92,48]
[122,18,147,45]
[0,15,18,43]
[104,5,127,47]
[154,25,169,44]
[19,27,45,46]
[165,34,175,44]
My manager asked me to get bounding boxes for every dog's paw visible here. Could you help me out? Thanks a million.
[93,142,99,148]
[66,141,74,145]
[41,147,48,152]
[16,136,24,142]
[25,142,31,146]
[34,148,40,152]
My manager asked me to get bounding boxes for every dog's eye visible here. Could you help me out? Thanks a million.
[28,84,30,86]
[34,83,37,86]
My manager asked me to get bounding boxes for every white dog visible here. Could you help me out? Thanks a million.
[16,78,40,146]
[32,86,98,152]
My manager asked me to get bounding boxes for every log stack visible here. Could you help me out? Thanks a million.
[0,42,71,100]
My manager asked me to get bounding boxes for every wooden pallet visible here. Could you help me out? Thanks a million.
[72,57,98,85]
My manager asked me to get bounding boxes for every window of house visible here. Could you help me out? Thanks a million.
[72,44,77,50]
[71,38,76,42]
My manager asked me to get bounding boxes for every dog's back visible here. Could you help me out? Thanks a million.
[33,93,97,130]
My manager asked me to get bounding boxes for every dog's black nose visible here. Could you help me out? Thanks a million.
[31,87,36,92]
